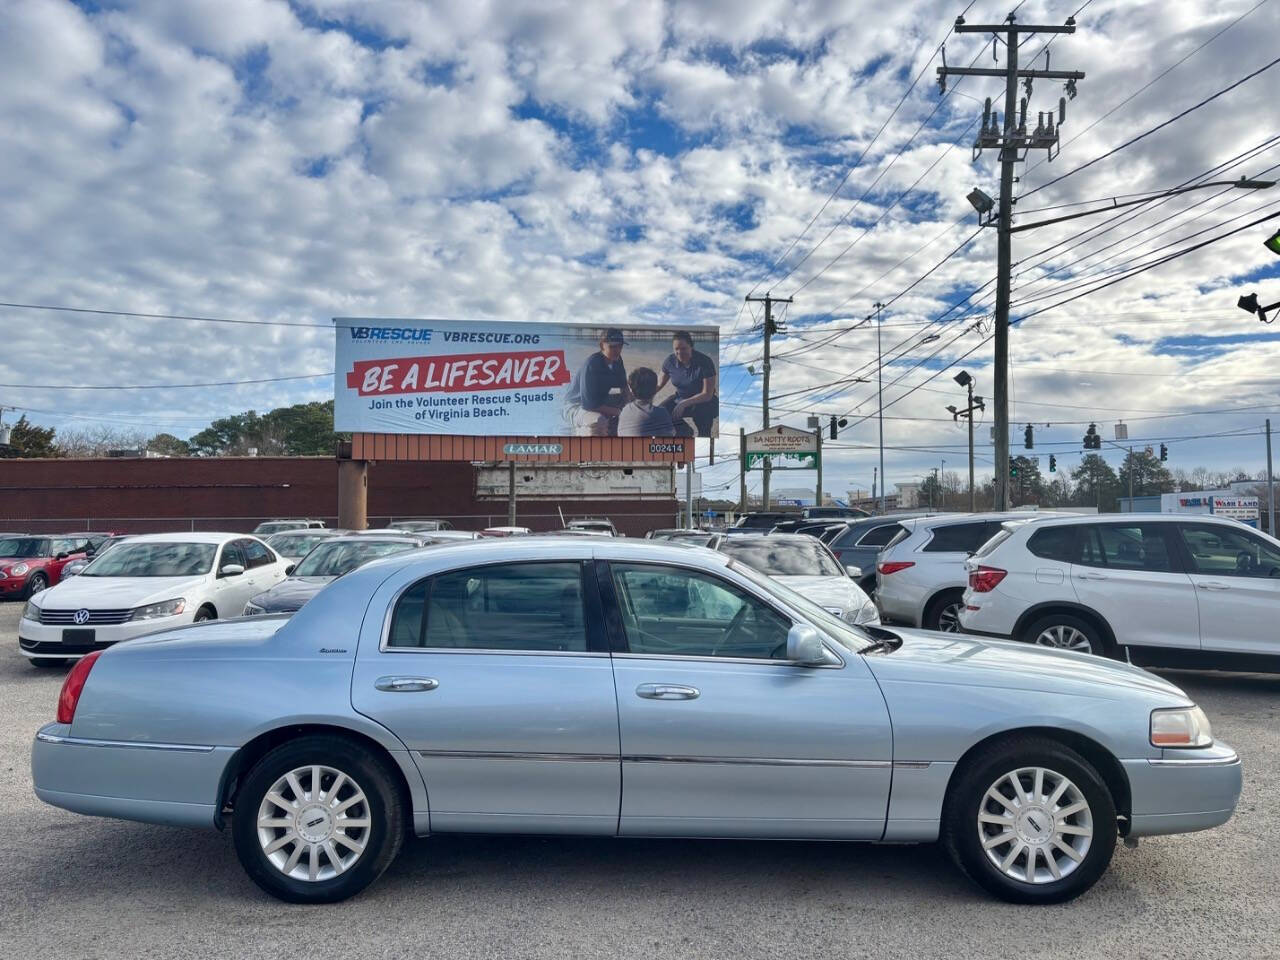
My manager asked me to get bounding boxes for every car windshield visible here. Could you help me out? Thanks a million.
[727,560,872,654]
[0,537,49,558]
[718,539,845,577]
[266,532,334,558]
[82,542,216,577]
[293,540,417,578]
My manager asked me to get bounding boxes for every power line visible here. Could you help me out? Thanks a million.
[0,373,331,390]
[0,301,331,328]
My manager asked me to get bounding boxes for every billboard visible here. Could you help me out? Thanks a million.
[335,318,720,439]
[744,425,819,470]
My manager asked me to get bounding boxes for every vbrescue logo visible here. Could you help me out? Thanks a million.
[349,326,433,343]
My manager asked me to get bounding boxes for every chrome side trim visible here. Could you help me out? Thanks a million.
[612,652,844,669]
[417,750,615,762]
[381,647,609,658]
[892,761,933,770]
[35,731,216,753]
[1147,753,1240,767]
[625,755,891,769]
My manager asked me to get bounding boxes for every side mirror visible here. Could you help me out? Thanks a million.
[845,564,863,579]
[786,624,827,665]
[219,563,245,578]
[285,564,296,576]
[55,552,69,561]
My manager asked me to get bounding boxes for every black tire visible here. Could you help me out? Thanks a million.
[25,573,49,599]
[194,605,216,622]
[924,590,966,632]
[231,735,404,904]
[1021,612,1116,659]
[31,658,68,669]
[942,735,1117,904]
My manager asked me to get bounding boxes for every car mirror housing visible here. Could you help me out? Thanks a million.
[785,624,826,665]
[285,564,296,576]
[55,552,69,560]
[845,564,863,579]
[219,564,246,578]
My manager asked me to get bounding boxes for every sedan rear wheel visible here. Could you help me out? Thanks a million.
[232,735,404,903]
[943,736,1116,904]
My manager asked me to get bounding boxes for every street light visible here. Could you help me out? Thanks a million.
[1238,292,1280,324]
[1008,177,1276,233]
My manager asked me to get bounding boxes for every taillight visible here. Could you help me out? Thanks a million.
[57,650,103,725]
[968,565,1008,593]
[878,561,915,575]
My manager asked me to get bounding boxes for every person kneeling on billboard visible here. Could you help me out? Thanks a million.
[565,328,629,436]
[618,367,690,437]
[658,330,718,436]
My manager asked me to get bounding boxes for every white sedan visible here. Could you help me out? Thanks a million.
[17,532,290,667]
[710,533,880,625]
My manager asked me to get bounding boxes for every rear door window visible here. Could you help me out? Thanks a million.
[855,523,905,548]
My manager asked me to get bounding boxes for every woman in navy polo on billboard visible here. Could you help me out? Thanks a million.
[658,330,718,437]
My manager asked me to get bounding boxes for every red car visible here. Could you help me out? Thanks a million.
[0,534,96,599]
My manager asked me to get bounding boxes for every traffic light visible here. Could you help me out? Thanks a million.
[828,415,847,440]
[1266,229,1280,256]
[1024,424,1034,449]
[1083,423,1100,450]
[1159,443,1168,462]
[1049,454,1057,473]
[1009,460,1019,479]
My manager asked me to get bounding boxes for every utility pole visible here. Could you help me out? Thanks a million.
[1127,445,1134,509]
[872,301,887,515]
[872,466,878,506]
[686,461,694,528]
[938,13,1085,510]
[745,293,792,511]
[1267,419,1276,536]
[738,426,747,518]
[815,426,824,509]
[507,461,517,526]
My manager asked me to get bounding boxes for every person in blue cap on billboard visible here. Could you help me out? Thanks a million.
[565,328,630,436]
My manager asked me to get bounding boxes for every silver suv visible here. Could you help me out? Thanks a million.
[876,513,1043,631]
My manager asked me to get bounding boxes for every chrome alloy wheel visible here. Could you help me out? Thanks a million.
[256,765,371,882]
[1034,624,1092,653]
[937,601,964,633]
[977,766,1094,884]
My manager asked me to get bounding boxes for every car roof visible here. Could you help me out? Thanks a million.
[108,532,256,544]
[268,528,341,537]
[900,512,1044,530]
[1011,513,1254,529]
[718,533,818,545]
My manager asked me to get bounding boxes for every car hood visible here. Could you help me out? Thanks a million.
[250,576,332,612]
[864,628,1189,703]
[36,574,208,609]
[774,575,869,610]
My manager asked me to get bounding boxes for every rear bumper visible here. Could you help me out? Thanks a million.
[31,723,229,828]
[1122,742,1242,837]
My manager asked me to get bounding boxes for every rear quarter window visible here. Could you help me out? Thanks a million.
[1027,526,1080,562]
[922,521,992,553]
[855,523,905,548]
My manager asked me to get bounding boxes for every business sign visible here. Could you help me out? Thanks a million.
[744,425,819,470]
[503,443,563,456]
[335,318,720,438]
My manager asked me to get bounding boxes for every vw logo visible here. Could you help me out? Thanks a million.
[73,609,91,626]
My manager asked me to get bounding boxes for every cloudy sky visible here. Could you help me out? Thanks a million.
[3,0,1280,499]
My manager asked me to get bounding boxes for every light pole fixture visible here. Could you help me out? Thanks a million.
[1009,178,1276,233]
[967,188,996,226]
[1239,292,1280,324]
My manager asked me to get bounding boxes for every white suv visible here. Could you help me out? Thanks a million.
[875,513,1035,631]
[959,513,1280,668]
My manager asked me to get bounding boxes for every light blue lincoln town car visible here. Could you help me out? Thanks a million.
[32,538,1241,904]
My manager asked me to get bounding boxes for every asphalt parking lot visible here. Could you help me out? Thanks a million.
[1,601,1277,960]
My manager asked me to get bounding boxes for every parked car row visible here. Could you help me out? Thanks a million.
[0,532,116,599]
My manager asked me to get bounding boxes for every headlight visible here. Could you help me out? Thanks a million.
[243,602,265,616]
[11,562,29,576]
[853,599,881,625]
[1151,705,1213,748]
[21,597,41,622]
[130,598,186,621]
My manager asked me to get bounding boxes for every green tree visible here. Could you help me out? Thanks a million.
[187,401,346,457]
[1118,446,1176,499]
[1070,454,1121,510]
[1008,455,1045,507]
[146,433,191,457]
[2,415,58,458]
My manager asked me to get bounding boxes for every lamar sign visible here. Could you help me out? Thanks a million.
[744,425,819,470]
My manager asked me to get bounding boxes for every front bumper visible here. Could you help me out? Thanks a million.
[0,576,30,598]
[18,613,189,659]
[32,723,229,828]
[1123,741,1242,837]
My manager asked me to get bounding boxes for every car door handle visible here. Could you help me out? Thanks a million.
[1076,572,1107,580]
[375,676,439,692]
[636,683,700,700]
[1198,582,1230,591]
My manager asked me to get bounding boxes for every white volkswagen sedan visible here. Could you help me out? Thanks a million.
[710,533,880,625]
[18,532,290,667]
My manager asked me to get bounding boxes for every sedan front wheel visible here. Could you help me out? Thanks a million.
[231,735,404,903]
[942,736,1117,904]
